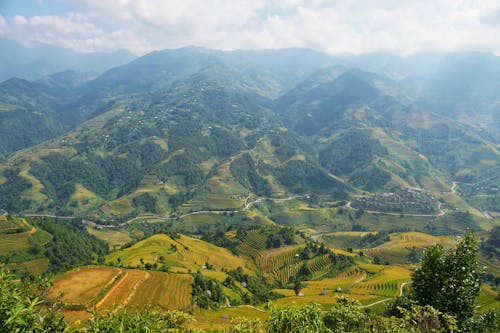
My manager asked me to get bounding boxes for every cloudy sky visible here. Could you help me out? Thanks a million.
[1,0,499,55]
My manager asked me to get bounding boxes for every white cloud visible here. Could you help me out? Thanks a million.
[3,0,500,55]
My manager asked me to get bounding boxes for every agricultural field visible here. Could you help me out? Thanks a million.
[349,265,411,297]
[86,226,133,248]
[128,271,193,310]
[106,234,252,276]
[6,257,49,275]
[0,226,35,255]
[50,266,122,305]
[96,269,150,311]
[362,232,456,264]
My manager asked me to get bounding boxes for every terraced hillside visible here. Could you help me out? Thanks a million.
[106,233,252,275]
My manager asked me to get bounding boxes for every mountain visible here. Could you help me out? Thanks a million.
[0,47,498,218]
[83,47,335,98]
[0,38,136,81]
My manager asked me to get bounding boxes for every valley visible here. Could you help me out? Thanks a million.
[0,47,499,331]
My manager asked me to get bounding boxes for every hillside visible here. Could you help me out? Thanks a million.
[0,47,497,228]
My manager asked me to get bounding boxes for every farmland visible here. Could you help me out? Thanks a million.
[128,271,193,310]
[50,266,122,305]
[106,234,252,276]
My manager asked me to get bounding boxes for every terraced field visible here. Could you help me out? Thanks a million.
[50,266,122,305]
[96,269,150,311]
[106,234,252,275]
[257,246,303,284]
[128,271,193,310]
[363,232,456,264]
[302,266,367,294]
[0,226,36,255]
[86,226,133,248]
[350,266,411,297]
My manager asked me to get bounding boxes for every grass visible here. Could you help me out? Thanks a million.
[50,266,122,305]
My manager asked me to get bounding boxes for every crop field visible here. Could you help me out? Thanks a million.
[50,266,122,305]
[362,232,456,264]
[193,305,268,331]
[269,208,333,228]
[271,292,379,309]
[96,269,150,311]
[243,230,267,250]
[302,266,367,294]
[0,227,34,255]
[87,227,132,248]
[256,245,303,284]
[477,285,500,313]
[106,234,252,275]
[128,271,193,310]
[349,266,411,297]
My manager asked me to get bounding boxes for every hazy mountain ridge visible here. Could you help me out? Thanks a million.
[0,47,498,217]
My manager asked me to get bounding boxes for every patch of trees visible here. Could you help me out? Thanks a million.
[31,217,108,272]
[191,272,227,309]
[319,129,387,175]
[132,193,158,213]
[0,169,32,212]
[349,165,391,192]
[226,267,281,304]
[392,231,498,332]
[154,152,204,186]
[230,153,271,196]
[265,227,296,249]
[481,226,499,259]
[273,159,348,197]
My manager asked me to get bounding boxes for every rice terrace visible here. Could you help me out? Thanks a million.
[1,3,500,331]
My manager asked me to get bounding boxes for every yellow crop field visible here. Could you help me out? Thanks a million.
[363,232,455,264]
[50,266,122,305]
[128,271,193,310]
[96,269,150,311]
[0,228,33,255]
[350,266,411,297]
[302,266,367,294]
[87,227,132,248]
[106,234,252,275]
[11,258,49,275]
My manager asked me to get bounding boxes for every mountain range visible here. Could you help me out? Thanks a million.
[0,46,498,219]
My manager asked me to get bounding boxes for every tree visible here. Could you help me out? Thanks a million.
[266,302,329,333]
[323,297,365,332]
[410,231,482,330]
[0,271,67,332]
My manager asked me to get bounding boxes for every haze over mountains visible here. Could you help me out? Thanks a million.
[0,44,498,219]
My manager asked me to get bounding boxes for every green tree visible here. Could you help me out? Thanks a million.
[266,302,329,333]
[86,306,199,332]
[410,231,481,330]
[323,296,365,332]
[0,271,68,332]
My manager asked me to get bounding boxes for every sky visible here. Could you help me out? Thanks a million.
[0,0,499,56]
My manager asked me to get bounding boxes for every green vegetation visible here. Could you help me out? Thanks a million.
[31,217,108,272]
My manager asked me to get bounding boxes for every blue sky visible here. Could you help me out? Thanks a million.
[1,0,499,55]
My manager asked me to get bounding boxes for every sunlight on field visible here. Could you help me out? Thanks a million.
[50,266,122,305]
[87,227,132,248]
[106,234,252,275]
